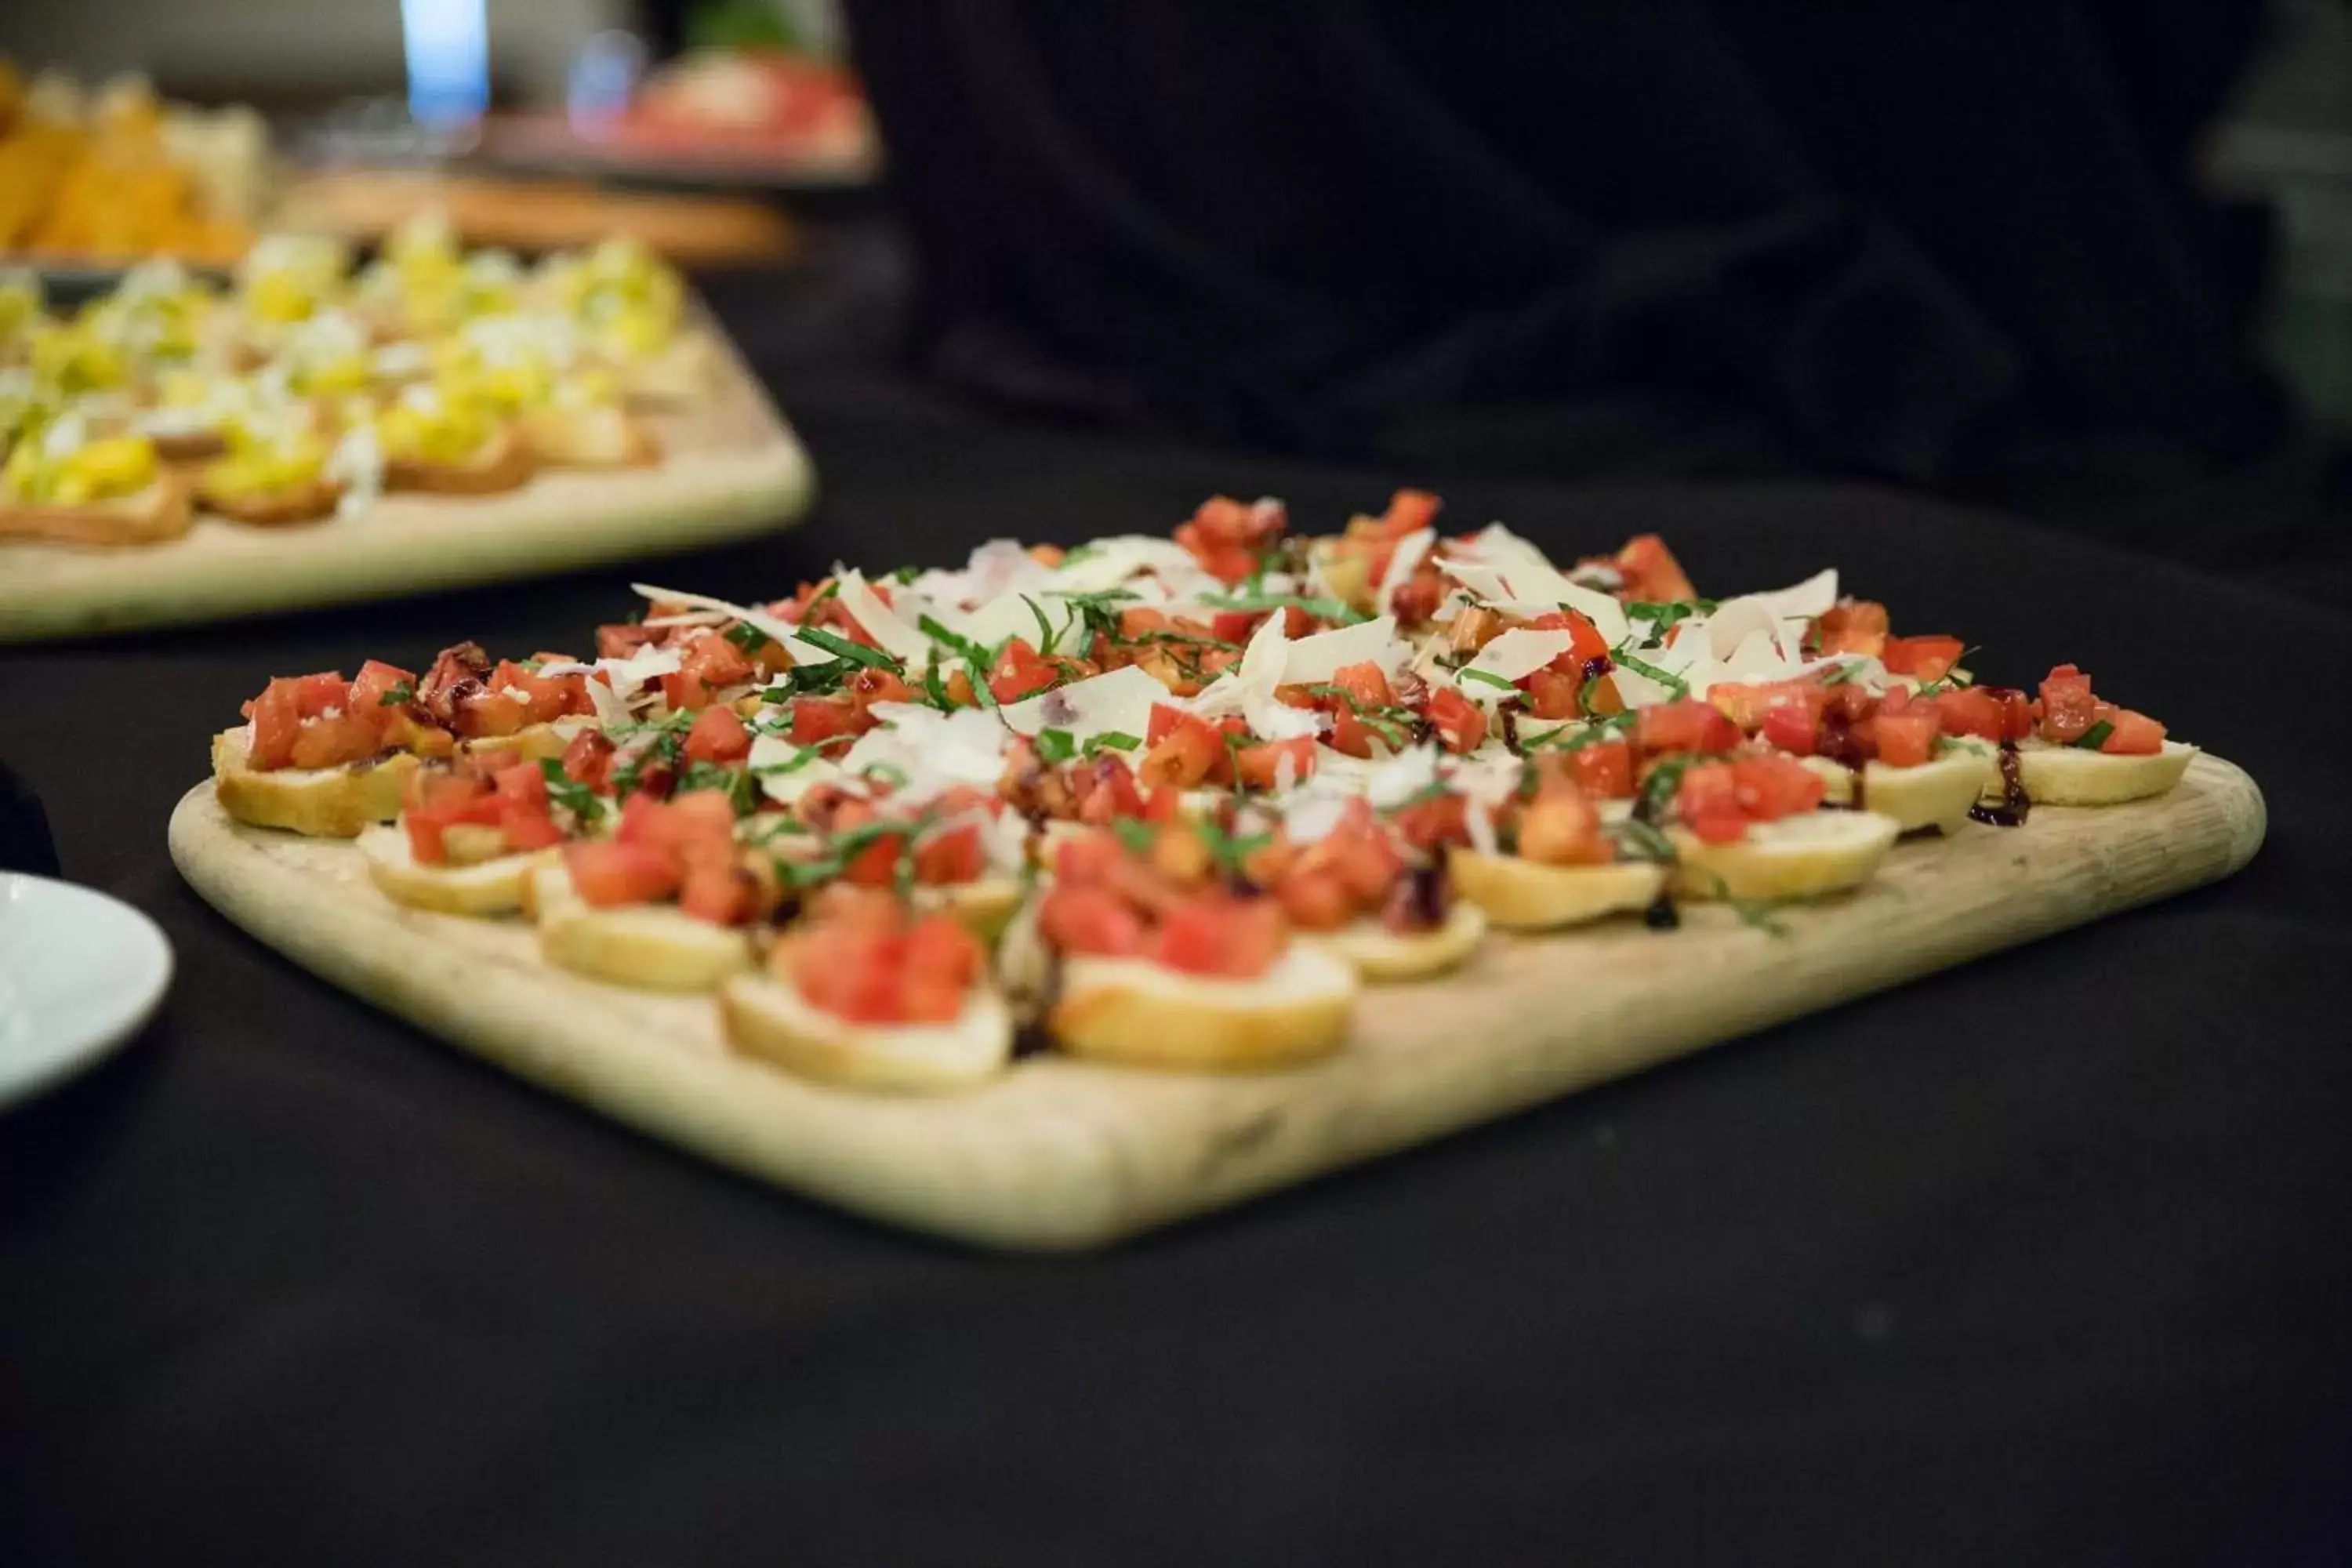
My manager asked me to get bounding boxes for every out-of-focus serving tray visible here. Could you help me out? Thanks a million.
[0,310,811,643]
[168,755,2264,1252]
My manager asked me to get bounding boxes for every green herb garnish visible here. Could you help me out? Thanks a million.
[677,760,757,817]
[536,757,606,826]
[792,625,898,670]
[1457,667,1518,693]
[1199,591,1367,625]
[1033,728,1078,764]
[1196,818,1272,877]
[1110,818,1156,855]
[1083,731,1142,757]
[916,615,987,664]
[378,681,416,707]
[2073,720,2114,750]
[724,621,771,655]
[1605,817,1678,865]
[1611,651,1690,699]
[1633,754,1693,826]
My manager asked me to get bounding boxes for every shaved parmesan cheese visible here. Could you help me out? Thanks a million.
[831,569,933,666]
[1279,615,1412,687]
[1438,526,1629,647]
[746,733,843,807]
[630,583,816,664]
[1051,535,1206,594]
[956,589,1077,655]
[1000,665,1166,744]
[1185,612,1288,720]
[1752,568,1838,623]
[1378,528,1436,616]
[1463,628,1572,687]
[1362,745,1442,811]
[835,703,1011,803]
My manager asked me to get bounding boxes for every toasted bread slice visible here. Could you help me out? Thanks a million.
[721,975,1014,1094]
[211,728,419,837]
[383,426,535,495]
[528,864,753,993]
[517,405,661,470]
[458,717,591,764]
[1670,810,1900,903]
[2004,739,2197,807]
[358,823,550,916]
[1449,851,1666,931]
[196,472,344,527]
[149,428,229,464]
[621,333,710,407]
[0,471,193,546]
[913,877,1025,942]
[1310,899,1487,981]
[1800,742,1995,836]
[1047,945,1357,1072]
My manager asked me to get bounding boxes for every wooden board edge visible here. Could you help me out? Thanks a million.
[0,446,812,643]
[166,756,2267,1251]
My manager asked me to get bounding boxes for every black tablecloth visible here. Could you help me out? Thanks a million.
[5,241,2350,1567]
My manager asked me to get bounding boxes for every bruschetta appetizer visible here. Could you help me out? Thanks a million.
[0,419,190,545]
[375,383,532,495]
[1031,826,1358,1070]
[194,482,2215,1091]
[720,886,1014,1094]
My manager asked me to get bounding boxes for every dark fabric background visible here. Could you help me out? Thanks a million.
[845,1,2352,585]
[2,238,2350,1565]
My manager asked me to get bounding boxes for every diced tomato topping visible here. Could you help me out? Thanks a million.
[912,823,985,885]
[987,637,1062,704]
[2036,663,2101,744]
[1612,535,1698,603]
[1635,699,1740,757]
[564,840,682,907]
[1882,634,1965,682]
[2100,709,2166,756]
[1234,737,1317,791]
[1390,791,1470,853]
[1150,896,1285,978]
[1674,764,1750,844]
[1731,753,1828,819]
[781,900,982,1025]
[1139,708,1224,788]
[1515,786,1610,866]
[490,760,565,850]
[1329,660,1396,710]
[1871,706,1942,768]
[1379,488,1440,539]
[684,705,752,765]
[1931,686,2006,743]
[1525,609,1612,667]
[659,632,757,712]
[1520,667,1583,720]
[1814,600,1890,658]
[1426,685,1488,753]
[456,689,529,739]
[348,659,416,719]
[1566,739,1635,799]
[1175,495,1285,583]
[789,695,863,748]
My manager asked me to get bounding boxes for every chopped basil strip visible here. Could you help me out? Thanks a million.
[792,625,898,670]
[1083,731,1142,756]
[1605,817,1678,865]
[1033,728,1078,764]
[1110,818,1156,855]
[378,681,416,707]
[917,615,986,663]
[1457,667,1518,693]
[2073,720,2114,750]
[1611,651,1690,698]
[1199,591,1367,625]
[723,621,771,655]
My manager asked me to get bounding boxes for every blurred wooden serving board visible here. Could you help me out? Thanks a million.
[168,755,2264,1252]
[0,314,811,643]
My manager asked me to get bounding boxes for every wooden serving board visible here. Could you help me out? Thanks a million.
[0,316,811,644]
[167,755,2265,1252]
